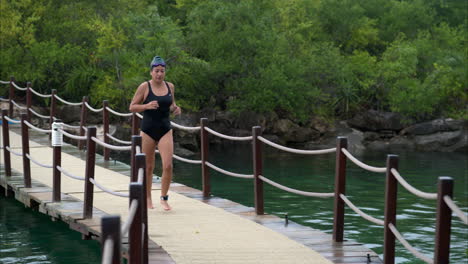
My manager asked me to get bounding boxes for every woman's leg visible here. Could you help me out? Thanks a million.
[157,130,174,210]
[140,132,157,209]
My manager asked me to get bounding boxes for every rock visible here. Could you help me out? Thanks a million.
[400,119,466,135]
[347,110,405,132]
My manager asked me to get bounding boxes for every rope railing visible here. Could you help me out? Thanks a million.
[25,153,53,168]
[339,194,384,226]
[12,82,27,91]
[105,106,133,117]
[136,113,143,119]
[391,168,438,200]
[137,168,144,183]
[54,94,83,106]
[91,137,132,151]
[171,121,201,131]
[4,116,21,124]
[28,108,50,119]
[5,146,23,156]
[24,120,52,134]
[0,80,10,84]
[89,178,129,198]
[204,127,252,141]
[84,101,104,113]
[106,133,131,145]
[388,223,434,264]
[443,196,468,225]
[136,145,141,154]
[258,136,336,155]
[11,100,26,110]
[0,97,9,102]
[29,87,52,98]
[259,175,334,198]
[341,148,387,173]
[204,161,253,179]
[173,154,202,164]
[58,128,87,141]
[121,199,139,236]
[56,165,85,181]
[101,238,114,264]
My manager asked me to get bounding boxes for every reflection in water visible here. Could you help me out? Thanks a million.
[169,143,467,264]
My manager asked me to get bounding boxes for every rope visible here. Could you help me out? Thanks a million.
[105,106,133,117]
[258,136,337,155]
[24,120,52,133]
[341,148,387,173]
[136,145,141,154]
[137,168,144,183]
[106,133,131,145]
[0,98,9,102]
[28,108,50,119]
[391,168,438,200]
[443,196,468,225]
[12,82,27,91]
[11,100,26,110]
[121,199,139,236]
[84,101,104,112]
[173,154,202,164]
[0,80,10,84]
[204,127,252,141]
[259,175,334,198]
[339,194,384,225]
[89,178,129,197]
[91,137,132,151]
[58,128,87,141]
[29,87,52,98]
[56,165,85,181]
[136,113,143,119]
[204,161,253,179]
[171,121,201,131]
[101,238,114,264]
[26,153,53,168]
[54,94,83,106]
[5,146,22,156]
[4,116,21,124]
[388,223,434,264]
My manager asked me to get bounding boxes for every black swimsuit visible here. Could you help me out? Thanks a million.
[141,81,172,142]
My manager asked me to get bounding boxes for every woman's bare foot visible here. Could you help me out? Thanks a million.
[160,200,171,211]
[147,198,154,209]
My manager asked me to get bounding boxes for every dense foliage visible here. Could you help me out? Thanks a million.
[1,0,466,122]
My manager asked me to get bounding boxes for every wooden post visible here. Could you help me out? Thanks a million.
[52,119,62,202]
[129,183,144,263]
[131,112,140,136]
[135,153,148,264]
[434,176,453,264]
[8,76,14,116]
[26,82,32,121]
[49,89,57,134]
[101,215,121,264]
[252,126,264,215]
[200,118,210,197]
[83,126,96,219]
[21,113,31,188]
[78,96,88,150]
[2,110,12,176]
[383,154,398,264]
[131,135,142,182]
[103,100,110,161]
[333,137,347,242]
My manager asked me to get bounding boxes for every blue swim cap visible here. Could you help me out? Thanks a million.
[150,56,166,69]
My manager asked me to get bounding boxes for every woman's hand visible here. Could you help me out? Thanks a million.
[172,105,181,115]
[146,100,159,110]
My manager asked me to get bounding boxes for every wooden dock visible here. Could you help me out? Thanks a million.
[1,127,382,264]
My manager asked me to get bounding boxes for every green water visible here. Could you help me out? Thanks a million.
[168,143,467,264]
[0,194,101,264]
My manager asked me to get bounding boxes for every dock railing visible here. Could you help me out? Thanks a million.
[1,78,467,264]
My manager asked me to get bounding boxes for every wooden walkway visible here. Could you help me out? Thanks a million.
[1,127,382,264]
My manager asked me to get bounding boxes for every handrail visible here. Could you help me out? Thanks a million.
[24,120,52,134]
[388,223,433,264]
[205,161,253,179]
[91,137,132,151]
[84,101,104,112]
[106,133,131,145]
[29,108,50,119]
[5,146,23,156]
[56,165,85,181]
[171,121,201,131]
[121,199,139,236]
[26,153,53,168]
[204,127,251,141]
[12,82,27,91]
[173,154,202,164]
[105,106,133,117]
[391,168,438,200]
[54,94,83,106]
[341,148,387,173]
[259,175,334,198]
[258,136,336,155]
[101,238,114,264]
[4,116,21,124]
[339,194,384,226]
[11,100,26,110]
[443,195,468,225]
[89,178,129,198]
[58,128,87,141]
[0,80,10,84]
[29,87,52,98]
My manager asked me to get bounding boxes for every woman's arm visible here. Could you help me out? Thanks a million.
[129,83,158,112]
